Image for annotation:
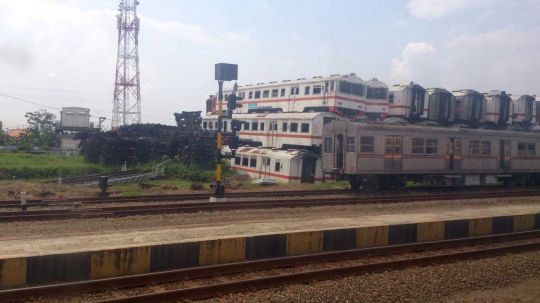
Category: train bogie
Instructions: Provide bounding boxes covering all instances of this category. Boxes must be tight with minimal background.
[509,95,536,126]
[388,82,426,121]
[422,88,455,124]
[322,121,540,189]
[452,89,486,127]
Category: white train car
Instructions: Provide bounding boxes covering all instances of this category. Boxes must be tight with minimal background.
[387,82,426,121]
[421,88,456,125]
[509,95,536,126]
[211,73,368,117]
[202,112,339,153]
[364,78,390,120]
[484,90,512,127]
[452,89,486,127]
[223,146,329,184]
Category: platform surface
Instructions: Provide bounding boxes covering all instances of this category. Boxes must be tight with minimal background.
[2,204,540,259]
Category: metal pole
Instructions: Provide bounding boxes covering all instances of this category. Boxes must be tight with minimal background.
[214,80,225,198]
[21,192,26,211]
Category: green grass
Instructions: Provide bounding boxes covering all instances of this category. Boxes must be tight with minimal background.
[0,153,114,180]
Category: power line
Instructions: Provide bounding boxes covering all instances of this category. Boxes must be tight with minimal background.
[0,85,111,96]
[0,93,62,110]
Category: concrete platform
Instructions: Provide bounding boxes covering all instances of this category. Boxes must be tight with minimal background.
[1,204,540,288]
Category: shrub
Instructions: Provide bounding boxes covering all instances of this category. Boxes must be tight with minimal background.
[190,182,205,190]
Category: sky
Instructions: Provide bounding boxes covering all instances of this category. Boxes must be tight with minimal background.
[0,0,539,130]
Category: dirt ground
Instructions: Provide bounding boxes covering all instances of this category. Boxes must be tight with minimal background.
[444,277,540,303]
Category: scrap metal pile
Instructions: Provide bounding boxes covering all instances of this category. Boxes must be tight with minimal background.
[77,112,217,166]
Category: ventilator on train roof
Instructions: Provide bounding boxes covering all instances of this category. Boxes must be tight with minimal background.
[422,88,455,125]
[483,90,512,127]
[452,89,486,127]
[509,94,536,126]
[388,82,426,121]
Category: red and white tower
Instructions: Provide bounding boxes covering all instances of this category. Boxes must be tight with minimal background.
[112,0,141,128]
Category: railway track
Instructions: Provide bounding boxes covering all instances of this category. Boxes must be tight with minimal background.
[0,190,538,222]
[2,230,539,303]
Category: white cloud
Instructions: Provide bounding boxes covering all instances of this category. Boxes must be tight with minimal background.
[46,72,57,80]
[390,42,437,83]
[407,0,494,20]
[441,27,540,95]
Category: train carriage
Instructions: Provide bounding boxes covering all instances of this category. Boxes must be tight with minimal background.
[202,112,339,153]
[484,90,512,127]
[509,95,536,126]
[452,89,486,127]
[364,78,390,120]
[208,73,369,117]
[421,88,456,125]
[387,82,426,121]
[223,146,328,184]
[322,120,540,190]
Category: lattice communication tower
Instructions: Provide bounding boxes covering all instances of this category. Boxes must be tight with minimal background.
[112,0,141,128]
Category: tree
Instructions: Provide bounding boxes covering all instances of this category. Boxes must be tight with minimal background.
[20,109,57,149]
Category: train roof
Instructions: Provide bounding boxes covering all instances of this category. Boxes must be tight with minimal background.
[509,94,536,101]
[329,121,540,139]
[203,112,339,120]
[222,146,312,160]
[426,88,452,95]
[365,78,388,88]
[223,73,364,92]
[451,89,485,98]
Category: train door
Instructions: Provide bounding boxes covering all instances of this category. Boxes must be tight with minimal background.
[384,136,403,170]
[499,140,511,169]
[301,155,317,183]
[334,134,344,169]
[289,86,300,112]
[447,138,461,170]
[267,120,277,147]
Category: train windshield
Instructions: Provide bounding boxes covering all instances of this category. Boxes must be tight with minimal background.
[367,87,388,99]
[339,81,365,97]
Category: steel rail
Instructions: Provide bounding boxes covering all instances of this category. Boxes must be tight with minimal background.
[0,189,349,207]
[2,230,539,303]
[0,190,538,222]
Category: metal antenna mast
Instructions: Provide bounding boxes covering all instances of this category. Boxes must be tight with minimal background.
[112,0,141,128]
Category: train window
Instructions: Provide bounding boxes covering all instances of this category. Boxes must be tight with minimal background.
[395,138,402,155]
[291,87,299,95]
[252,122,258,131]
[301,123,310,133]
[412,138,424,154]
[242,157,249,166]
[271,89,278,98]
[481,141,491,156]
[280,88,286,97]
[209,122,213,129]
[339,81,365,97]
[324,138,332,153]
[260,122,265,131]
[275,160,281,172]
[360,137,374,153]
[385,138,393,155]
[367,87,388,99]
[305,86,311,95]
[346,137,355,152]
[234,157,241,165]
[254,91,261,99]
[283,123,288,132]
[518,143,526,156]
[263,90,269,98]
[203,122,208,129]
[330,81,335,91]
[313,86,322,95]
[224,121,228,132]
[470,141,480,155]
[426,139,437,155]
[248,92,253,99]
[250,158,257,168]
[527,143,536,157]
[265,157,270,166]
[290,123,298,132]
[389,92,395,104]
[244,122,250,131]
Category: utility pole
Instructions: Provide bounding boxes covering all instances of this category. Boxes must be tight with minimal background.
[211,63,239,202]
[112,0,142,129]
